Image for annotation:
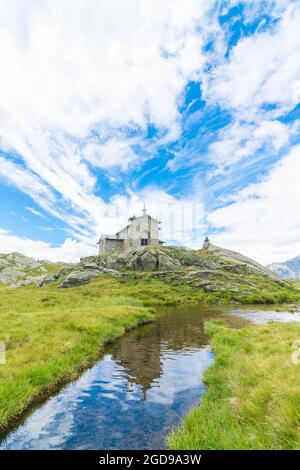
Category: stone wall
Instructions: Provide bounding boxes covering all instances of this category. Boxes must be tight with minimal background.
[100,214,161,254]
[99,238,124,254]
[118,215,159,246]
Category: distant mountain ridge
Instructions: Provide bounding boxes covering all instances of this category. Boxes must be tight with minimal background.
[268,255,300,279]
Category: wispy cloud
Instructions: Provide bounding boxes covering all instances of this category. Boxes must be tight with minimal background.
[208,144,300,264]
[0,0,216,250]
[25,207,47,219]
[0,1,299,263]
[0,228,95,262]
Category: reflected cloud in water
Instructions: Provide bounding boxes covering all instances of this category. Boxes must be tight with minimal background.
[0,306,219,450]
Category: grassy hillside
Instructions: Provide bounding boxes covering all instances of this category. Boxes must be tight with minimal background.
[1,247,300,304]
[50,271,300,305]
[0,284,153,431]
[169,320,300,450]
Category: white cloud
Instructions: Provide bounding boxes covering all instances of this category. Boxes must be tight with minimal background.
[208,144,300,264]
[0,0,216,248]
[204,3,300,116]
[200,3,300,264]
[1,0,299,265]
[25,207,47,218]
[108,188,205,248]
[207,119,293,172]
[0,155,102,240]
[167,3,300,176]
[0,156,57,215]
[82,139,139,171]
[0,185,205,262]
[0,228,95,263]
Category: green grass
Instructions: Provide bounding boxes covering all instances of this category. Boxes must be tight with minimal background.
[168,320,300,449]
[0,268,299,437]
[0,284,154,431]
[110,270,300,306]
[65,272,300,306]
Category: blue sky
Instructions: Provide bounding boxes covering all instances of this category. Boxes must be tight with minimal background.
[0,0,300,263]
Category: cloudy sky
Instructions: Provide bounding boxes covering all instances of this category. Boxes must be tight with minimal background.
[0,0,299,263]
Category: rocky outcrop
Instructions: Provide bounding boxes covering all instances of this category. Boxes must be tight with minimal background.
[0,267,24,284]
[158,252,181,270]
[59,267,120,288]
[0,246,286,295]
[79,248,182,272]
[11,276,47,288]
[205,244,278,278]
[0,252,56,286]
[0,252,42,270]
[38,274,61,287]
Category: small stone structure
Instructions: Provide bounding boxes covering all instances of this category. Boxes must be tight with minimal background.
[97,206,164,254]
[203,236,210,249]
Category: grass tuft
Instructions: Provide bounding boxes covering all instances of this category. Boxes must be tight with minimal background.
[0,284,153,431]
[168,321,300,450]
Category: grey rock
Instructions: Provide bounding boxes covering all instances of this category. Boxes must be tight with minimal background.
[11,276,46,288]
[158,253,181,270]
[6,252,39,269]
[0,258,11,267]
[0,252,62,286]
[106,256,118,269]
[114,252,131,267]
[0,243,287,292]
[38,274,61,287]
[80,256,107,269]
[138,251,158,271]
[0,267,24,284]
[223,263,248,273]
[178,251,213,268]
[59,270,101,288]
[206,244,277,278]
[59,267,120,288]
[203,283,217,292]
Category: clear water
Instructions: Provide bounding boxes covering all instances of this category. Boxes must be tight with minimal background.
[0,306,224,450]
[231,308,300,324]
[1,304,294,450]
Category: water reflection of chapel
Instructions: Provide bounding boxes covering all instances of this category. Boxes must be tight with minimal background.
[107,307,210,396]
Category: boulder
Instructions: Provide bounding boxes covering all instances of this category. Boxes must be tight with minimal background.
[11,276,46,288]
[116,251,132,267]
[178,251,206,267]
[106,256,119,270]
[59,267,120,288]
[38,274,61,287]
[59,270,100,288]
[80,256,106,269]
[157,252,181,270]
[138,251,158,271]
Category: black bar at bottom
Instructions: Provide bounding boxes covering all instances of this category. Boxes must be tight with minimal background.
[0,449,296,467]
